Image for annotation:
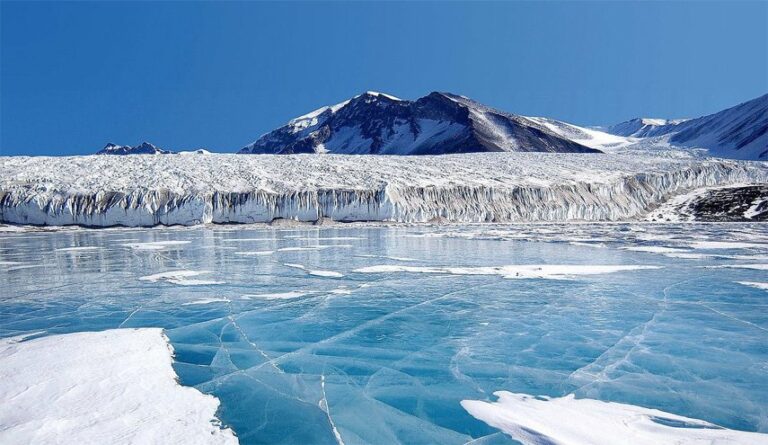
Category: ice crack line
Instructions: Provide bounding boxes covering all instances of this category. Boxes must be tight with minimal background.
[249,281,499,373]
[320,374,345,445]
[695,302,768,333]
[227,314,284,373]
[568,276,696,391]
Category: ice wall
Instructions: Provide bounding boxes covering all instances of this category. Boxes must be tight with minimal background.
[1,154,766,227]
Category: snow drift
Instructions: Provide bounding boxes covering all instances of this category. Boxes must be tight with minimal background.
[1,153,766,227]
[461,391,768,445]
[0,329,237,444]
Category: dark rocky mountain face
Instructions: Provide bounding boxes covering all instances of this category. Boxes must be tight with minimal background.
[96,142,173,155]
[647,185,768,222]
[239,91,600,155]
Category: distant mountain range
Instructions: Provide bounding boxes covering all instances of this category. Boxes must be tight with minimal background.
[96,142,211,156]
[95,92,767,160]
[606,93,768,160]
[97,142,173,155]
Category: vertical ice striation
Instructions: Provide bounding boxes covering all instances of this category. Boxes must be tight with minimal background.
[1,153,766,226]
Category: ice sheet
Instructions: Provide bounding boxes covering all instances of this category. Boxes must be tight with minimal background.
[1,223,767,444]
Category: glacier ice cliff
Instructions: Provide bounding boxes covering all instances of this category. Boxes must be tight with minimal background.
[1,153,766,227]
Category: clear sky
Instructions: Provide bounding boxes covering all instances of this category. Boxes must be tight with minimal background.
[1,1,766,156]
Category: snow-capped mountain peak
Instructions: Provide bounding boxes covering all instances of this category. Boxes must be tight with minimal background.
[239,91,601,155]
[362,91,402,101]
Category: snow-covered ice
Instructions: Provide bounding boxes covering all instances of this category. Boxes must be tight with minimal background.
[462,392,768,445]
[353,264,661,280]
[0,329,237,444]
[122,240,191,250]
[738,282,768,291]
[139,270,224,286]
[285,263,344,278]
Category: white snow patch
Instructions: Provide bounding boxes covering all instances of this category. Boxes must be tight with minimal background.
[54,246,102,252]
[139,270,224,286]
[221,238,280,242]
[738,281,768,291]
[183,297,231,306]
[461,391,767,445]
[705,264,768,271]
[278,245,352,252]
[0,329,238,444]
[122,240,191,250]
[242,291,309,300]
[689,241,768,250]
[234,250,275,256]
[623,246,690,254]
[353,264,661,280]
[284,263,344,278]
[745,197,767,219]
[355,254,418,262]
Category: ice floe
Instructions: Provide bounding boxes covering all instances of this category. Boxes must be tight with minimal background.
[0,329,237,444]
[461,391,768,445]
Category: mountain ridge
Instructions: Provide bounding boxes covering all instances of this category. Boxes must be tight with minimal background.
[238,91,602,155]
[606,94,768,160]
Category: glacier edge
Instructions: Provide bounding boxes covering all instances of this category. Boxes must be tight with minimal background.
[1,154,766,227]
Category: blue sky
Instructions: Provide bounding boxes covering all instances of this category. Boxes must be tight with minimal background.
[1,1,766,156]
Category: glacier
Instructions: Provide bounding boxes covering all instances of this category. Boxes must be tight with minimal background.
[1,152,766,227]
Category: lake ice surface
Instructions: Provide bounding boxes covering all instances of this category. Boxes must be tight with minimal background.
[1,223,767,444]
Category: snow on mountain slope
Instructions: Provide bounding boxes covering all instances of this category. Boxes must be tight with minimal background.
[607,94,768,160]
[239,92,601,155]
[523,116,633,150]
[1,153,765,226]
[608,118,688,138]
[96,142,173,155]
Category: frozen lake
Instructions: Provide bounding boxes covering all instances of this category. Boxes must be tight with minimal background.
[1,223,767,444]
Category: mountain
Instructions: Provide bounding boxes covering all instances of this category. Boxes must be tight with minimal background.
[239,91,601,155]
[607,94,768,160]
[607,118,688,138]
[96,142,173,155]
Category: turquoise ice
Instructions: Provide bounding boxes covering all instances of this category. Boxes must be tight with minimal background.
[1,224,766,444]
